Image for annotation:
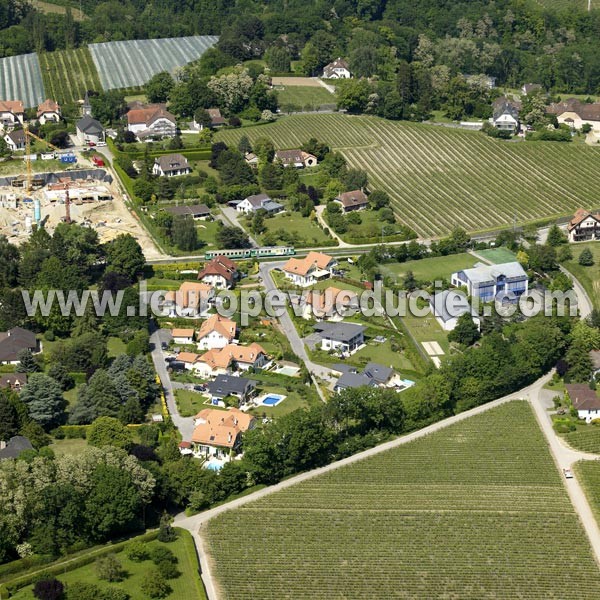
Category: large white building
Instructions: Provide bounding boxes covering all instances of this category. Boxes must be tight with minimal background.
[430,290,481,332]
[451,262,528,302]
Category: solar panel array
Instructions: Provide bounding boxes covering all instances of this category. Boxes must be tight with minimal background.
[89,36,219,90]
[0,53,45,108]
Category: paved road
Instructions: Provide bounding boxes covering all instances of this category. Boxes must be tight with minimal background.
[149,322,195,441]
[561,264,594,319]
[314,205,349,247]
[219,205,260,247]
[175,371,556,600]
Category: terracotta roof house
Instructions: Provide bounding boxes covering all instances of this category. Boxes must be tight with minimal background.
[334,189,369,212]
[4,128,26,152]
[195,347,234,378]
[274,149,318,168]
[76,115,105,145]
[0,373,27,391]
[0,327,39,364]
[195,343,267,378]
[322,58,351,79]
[190,407,256,461]
[198,255,238,289]
[547,98,600,133]
[282,251,337,287]
[197,314,237,350]
[164,204,211,220]
[567,208,600,242]
[566,384,600,423]
[171,328,195,345]
[152,153,191,177]
[0,100,25,129]
[0,436,33,461]
[235,192,284,215]
[208,108,226,127]
[127,105,177,140]
[176,351,201,370]
[164,281,214,317]
[37,99,61,124]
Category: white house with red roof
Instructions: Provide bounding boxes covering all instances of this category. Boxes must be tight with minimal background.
[197,314,237,350]
[568,209,600,243]
[282,251,337,287]
[127,104,177,140]
[0,100,24,130]
[198,255,238,289]
[37,99,61,124]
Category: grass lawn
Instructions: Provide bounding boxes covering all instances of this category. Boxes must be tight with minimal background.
[63,383,83,408]
[258,210,335,248]
[145,277,183,292]
[174,389,205,418]
[400,310,450,355]
[107,337,127,358]
[49,437,87,457]
[476,247,518,264]
[333,209,405,244]
[206,401,600,599]
[562,242,600,309]
[380,253,479,284]
[274,85,336,109]
[195,219,222,249]
[0,159,69,176]
[11,529,206,600]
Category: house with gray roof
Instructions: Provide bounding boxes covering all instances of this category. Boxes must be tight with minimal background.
[4,128,26,152]
[451,261,528,303]
[333,362,403,392]
[314,322,366,355]
[207,375,257,404]
[566,384,600,423]
[0,436,33,461]
[76,115,105,145]
[274,149,317,168]
[235,192,284,215]
[152,154,191,177]
[430,290,481,332]
[0,327,39,364]
[165,204,211,220]
[492,98,520,132]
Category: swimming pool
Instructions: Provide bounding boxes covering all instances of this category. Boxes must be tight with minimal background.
[261,393,286,407]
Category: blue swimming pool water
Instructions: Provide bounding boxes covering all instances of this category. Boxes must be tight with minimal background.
[262,394,284,406]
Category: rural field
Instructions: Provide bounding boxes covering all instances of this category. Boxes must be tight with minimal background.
[380,252,478,283]
[38,47,102,105]
[0,53,45,108]
[215,114,600,237]
[533,0,599,9]
[205,401,600,599]
[274,85,335,110]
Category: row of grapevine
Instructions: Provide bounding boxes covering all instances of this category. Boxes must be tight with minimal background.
[0,53,45,108]
[205,402,600,599]
[216,114,600,237]
[89,36,218,90]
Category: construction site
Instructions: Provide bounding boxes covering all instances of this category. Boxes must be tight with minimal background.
[0,128,162,258]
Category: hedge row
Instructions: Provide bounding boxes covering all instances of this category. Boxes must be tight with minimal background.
[53,425,89,439]
[1,531,159,594]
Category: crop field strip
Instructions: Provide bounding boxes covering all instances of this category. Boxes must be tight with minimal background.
[89,36,219,90]
[0,53,45,108]
[216,114,600,237]
[205,401,600,599]
[38,47,102,105]
[565,428,600,454]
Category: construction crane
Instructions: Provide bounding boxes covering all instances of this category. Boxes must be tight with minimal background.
[23,124,73,224]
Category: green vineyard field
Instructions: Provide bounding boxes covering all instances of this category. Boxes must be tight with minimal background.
[205,401,600,599]
[216,114,600,237]
[38,47,102,105]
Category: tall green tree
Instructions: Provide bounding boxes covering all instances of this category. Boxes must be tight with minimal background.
[105,234,145,281]
[20,373,65,429]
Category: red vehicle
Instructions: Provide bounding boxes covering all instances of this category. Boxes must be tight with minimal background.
[87,141,96,147]
[91,155,105,167]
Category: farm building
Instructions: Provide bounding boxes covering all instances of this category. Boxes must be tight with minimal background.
[37,99,61,124]
[451,262,528,302]
[322,58,351,79]
[282,251,337,287]
[274,149,317,168]
[567,209,600,242]
[566,384,600,423]
[547,98,600,133]
[430,290,481,332]
[236,192,284,215]
[76,115,105,145]
[0,100,24,129]
[334,189,369,212]
[153,154,191,177]
[127,104,177,140]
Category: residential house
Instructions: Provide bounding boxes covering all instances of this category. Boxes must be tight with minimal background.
[566,384,600,423]
[0,373,27,391]
[282,251,337,287]
[189,407,256,461]
[547,98,600,134]
[0,327,39,364]
[197,314,237,350]
[334,370,376,392]
[235,192,284,215]
[297,286,358,321]
[244,152,259,168]
[567,209,600,242]
[208,108,226,127]
[0,100,24,129]
[430,290,481,332]
[0,436,33,461]
[164,281,214,317]
[195,348,233,379]
[176,351,201,371]
[76,115,105,145]
[196,343,268,378]
[37,99,61,124]
[451,261,528,302]
[152,154,191,177]
[314,322,366,355]
[521,83,542,96]
[198,255,238,289]
[165,204,211,220]
[171,328,195,345]
[274,149,318,168]
[334,190,369,212]
[332,362,406,392]
[127,105,177,140]
[363,363,403,387]
[492,98,520,132]
[206,375,257,404]
[322,58,351,79]
[4,129,26,152]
